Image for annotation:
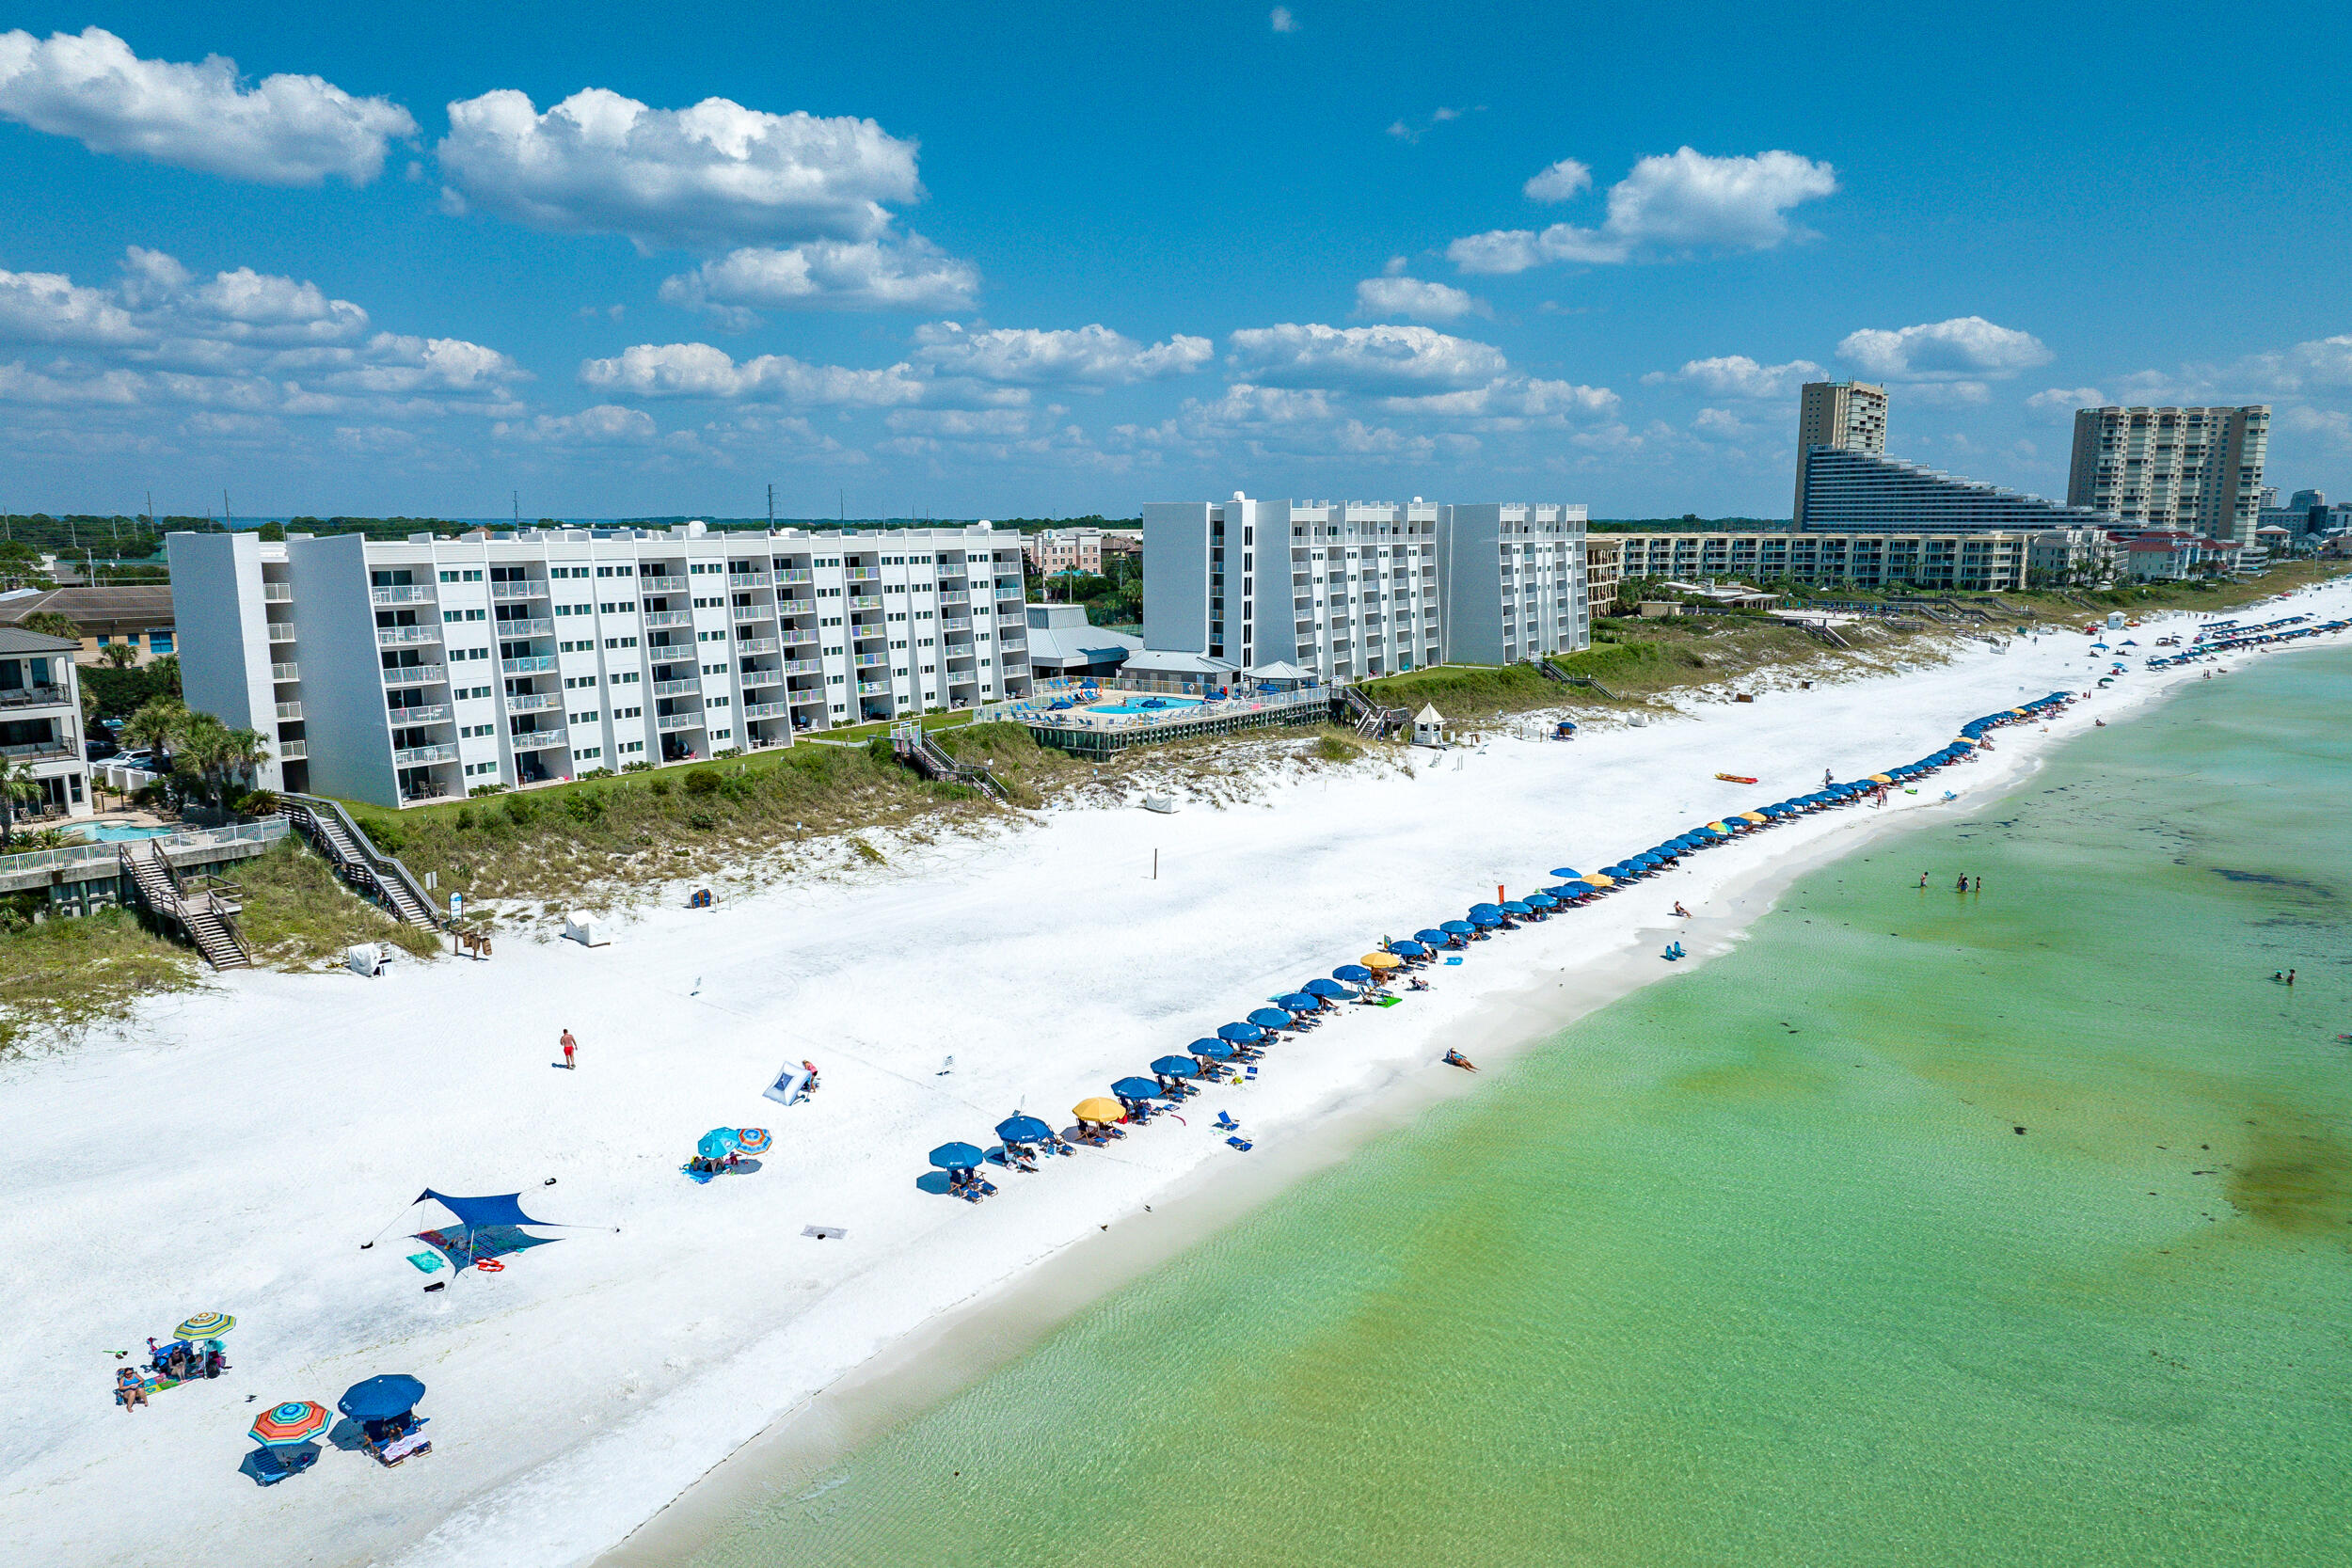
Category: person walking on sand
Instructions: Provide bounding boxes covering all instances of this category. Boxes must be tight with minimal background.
[561,1029,577,1070]
[1917,872,1929,889]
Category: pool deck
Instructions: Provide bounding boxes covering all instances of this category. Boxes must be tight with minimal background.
[1000,684,1340,759]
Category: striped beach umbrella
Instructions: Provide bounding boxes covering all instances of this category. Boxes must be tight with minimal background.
[733,1127,773,1155]
[249,1400,331,1447]
[175,1312,235,1340]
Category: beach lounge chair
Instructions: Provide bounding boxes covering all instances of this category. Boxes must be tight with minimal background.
[1215,1110,1242,1131]
[246,1446,319,1486]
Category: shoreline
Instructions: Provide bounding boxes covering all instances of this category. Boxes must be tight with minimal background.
[596,762,2040,1563]
[7,585,2344,1568]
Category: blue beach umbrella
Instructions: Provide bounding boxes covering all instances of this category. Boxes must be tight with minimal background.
[1248,1007,1293,1029]
[337,1375,425,1422]
[1522,895,1556,911]
[995,1114,1055,1143]
[1218,1021,1265,1043]
[1469,902,1503,918]
[1190,1037,1234,1061]
[930,1142,985,1171]
[696,1127,740,1161]
[1550,867,1581,879]
[1470,911,1502,927]
[1150,1056,1198,1078]
[1438,920,1473,938]
[1412,928,1447,945]
[1391,940,1429,955]
[1503,900,1534,916]
[1304,977,1352,997]
[1332,964,1375,982]
[1277,992,1322,1012]
[1112,1076,1162,1101]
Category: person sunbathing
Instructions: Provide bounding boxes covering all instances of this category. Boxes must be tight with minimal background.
[1408,975,1430,991]
[116,1368,148,1411]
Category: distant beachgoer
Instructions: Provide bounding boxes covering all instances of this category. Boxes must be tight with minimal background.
[1916,873,1929,888]
[1673,901,1691,918]
[1823,768,1835,788]
[117,1368,147,1410]
[2273,972,2285,983]
[1973,877,1982,893]
[802,1059,820,1092]
[2286,969,2296,987]
[561,1030,578,1069]
[1956,875,1969,893]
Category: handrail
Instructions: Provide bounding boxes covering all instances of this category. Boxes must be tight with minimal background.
[278,791,447,930]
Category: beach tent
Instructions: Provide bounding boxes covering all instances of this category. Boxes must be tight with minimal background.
[405,1189,571,1273]
[763,1060,814,1107]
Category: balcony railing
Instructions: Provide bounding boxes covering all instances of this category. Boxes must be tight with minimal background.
[854,653,888,668]
[850,594,882,610]
[503,693,559,713]
[856,680,890,696]
[370,584,435,605]
[382,664,446,686]
[276,701,303,721]
[0,684,69,709]
[732,605,771,622]
[726,571,771,587]
[267,623,296,643]
[392,743,457,766]
[278,739,309,760]
[492,617,553,637]
[0,738,75,762]
[846,567,878,581]
[639,575,688,593]
[652,677,702,697]
[263,583,294,603]
[937,591,969,605]
[655,712,702,732]
[491,580,547,601]
[500,656,556,675]
[742,701,792,720]
[939,616,973,631]
[781,657,824,674]
[644,610,691,628]
[389,704,451,724]
[736,637,780,655]
[775,568,813,584]
[375,625,442,647]
[270,662,300,682]
[739,669,782,689]
[508,732,567,752]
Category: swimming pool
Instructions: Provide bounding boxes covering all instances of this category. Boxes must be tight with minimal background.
[72,823,179,842]
[1088,696,1203,716]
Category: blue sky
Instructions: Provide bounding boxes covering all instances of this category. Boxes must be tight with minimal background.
[2,1,2347,520]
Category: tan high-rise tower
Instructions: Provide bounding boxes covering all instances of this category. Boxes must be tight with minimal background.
[2066,405,2269,545]
[1793,382,1887,526]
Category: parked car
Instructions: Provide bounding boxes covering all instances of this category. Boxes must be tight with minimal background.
[86,733,119,761]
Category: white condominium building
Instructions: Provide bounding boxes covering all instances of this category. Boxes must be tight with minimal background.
[1792,380,1887,526]
[0,626,91,820]
[1436,503,1589,665]
[169,522,1030,808]
[2067,405,2269,545]
[1140,495,1587,682]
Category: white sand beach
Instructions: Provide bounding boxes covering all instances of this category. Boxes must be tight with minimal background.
[6,584,2347,1568]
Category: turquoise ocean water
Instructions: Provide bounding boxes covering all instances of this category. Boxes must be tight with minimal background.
[682,651,2352,1568]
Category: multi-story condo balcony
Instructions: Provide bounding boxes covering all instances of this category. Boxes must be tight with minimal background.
[936,590,969,606]
[855,680,890,696]
[270,662,300,682]
[382,664,446,687]
[262,582,294,603]
[491,580,548,601]
[375,625,441,647]
[493,617,553,637]
[736,637,781,654]
[278,739,309,760]
[732,605,770,622]
[371,584,434,605]
[393,743,458,766]
[655,712,702,732]
[940,615,973,631]
[727,570,772,587]
[389,703,450,724]
[853,652,888,668]
[509,731,567,752]
[652,678,701,697]
[781,657,824,674]
[0,682,70,710]
[267,622,297,643]
[775,568,813,584]
[644,610,692,629]
[849,594,883,610]
[0,734,79,762]
[636,574,687,594]
[846,567,879,581]
[501,655,556,675]
[739,669,782,689]
[503,693,559,713]
[741,701,791,720]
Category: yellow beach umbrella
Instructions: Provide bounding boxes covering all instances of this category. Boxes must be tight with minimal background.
[2010,707,2028,716]
[1707,821,1729,833]
[1739,811,1768,824]
[1361,951,1404,969]
[1951,736,1976,747]
[1585,873,1615,887]
[1867,772,1893,784]
[1072,1097,1127,1124]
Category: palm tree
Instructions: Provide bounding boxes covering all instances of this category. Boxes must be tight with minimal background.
[174,716,269,807]
[0,757,44,846]
[119,696,187,764]
[100,641,139,669]
[19,610,80,642]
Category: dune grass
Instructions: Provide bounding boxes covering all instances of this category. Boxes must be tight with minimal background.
[231,838,441,964]
[0,905,201,1057]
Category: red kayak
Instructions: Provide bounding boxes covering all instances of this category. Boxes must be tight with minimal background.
[1714,772,1758,784]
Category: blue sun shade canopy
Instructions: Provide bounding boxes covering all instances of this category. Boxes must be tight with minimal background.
[1413,928,1447,944]
[1470,911,1502,927]
[1391,940,1429,955]
[930,1142,985,1170]
[1439,921,1474,935]
[418,1189,553,1229]
[1523,895,1556,910]
[1277,992,1322,1010]
[1550,867,1581,879]
[1503,900,1534,915]
[1469,902,1503,917]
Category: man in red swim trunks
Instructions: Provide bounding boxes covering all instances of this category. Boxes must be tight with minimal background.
[561,1029,577,1069]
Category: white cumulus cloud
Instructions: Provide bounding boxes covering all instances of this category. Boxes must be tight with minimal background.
[1379,375,1618,426]
[577,341,932,405]
[1837,316,2051,379]
[1645,354,1827,399]
[659,238,978,322]
[1354,274,1486,323]
[0,26,415,185]
[437,87,924,250]
[495,404,660,446]
[910,322,1212,385]
[2026,386,2106,413]
[1450,148,1837,273]
[1522,158,1591,203]
[1270,8,1301,33]
[1226,322,1506,395]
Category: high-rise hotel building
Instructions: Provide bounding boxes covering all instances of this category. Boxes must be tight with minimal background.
[1140,495,1587,681]
[1792,381,1887,526]
[2067,405,2269,544]
[169,522,1031,808]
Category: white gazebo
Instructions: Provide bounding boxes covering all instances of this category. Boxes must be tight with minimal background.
[1412,704,1446,746]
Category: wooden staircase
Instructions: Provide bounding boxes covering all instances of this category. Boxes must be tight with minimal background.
[1339,686,1408,739]
[120,839,250,970]
[889,723,1009,802]
[278,795,443,930]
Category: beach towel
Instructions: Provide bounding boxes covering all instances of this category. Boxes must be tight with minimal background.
[405,1251,446,1275]
[1376,994,1402,1007]
[412,1225,559,1270]
[1444,957,1464,966]
[681,1165,715,1184]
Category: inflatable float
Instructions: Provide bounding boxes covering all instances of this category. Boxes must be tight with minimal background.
[1713,772,1759,784]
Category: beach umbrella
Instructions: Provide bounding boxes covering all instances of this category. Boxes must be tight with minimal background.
[250,1400,331,1447]
[930,1142,986,1170]
[1584,873,1616,888]
[1392,939,1431,954]
[1218,1021,1266,1043]
[1072,1097,1127,1124]
[1248,1007,1294,1028]
[995,1114,1055,1143]
[696,1127,741,1161]
[1191,1037,1235,1060]
[1361,951,1404,969]
[1522,895,1556,911]
[1113,1076,1162,1101]
[1277,992,1322,1012]
[1470,911,1502,927]
[733,1127,773,1155]
[1545,883,1588,899]
[1333,964,1375,982]
[1740,812,1768,824]
[1708,820,1730,832]
[1866,773,1892,784]
[1501,902,1534,917]
[1150,1056,1198,1079]
[337,1375,425,1422]
[1549,867,1582,879]
[1412,928,1448,945]
[1469,902,1504,918]
[1304,977,1352,997]
[174,1312,234,1341]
